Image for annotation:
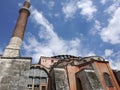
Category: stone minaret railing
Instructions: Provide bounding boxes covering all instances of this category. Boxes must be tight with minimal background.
[3,0,30,57]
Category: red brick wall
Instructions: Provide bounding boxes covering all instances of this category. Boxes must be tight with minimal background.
[93,61,120,90]
[40,57,58,68]
[66,64,92,90]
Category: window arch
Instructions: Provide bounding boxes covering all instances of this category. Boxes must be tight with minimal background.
[29,67,34,76]
[28,66,48,90]
[103,72,113,87]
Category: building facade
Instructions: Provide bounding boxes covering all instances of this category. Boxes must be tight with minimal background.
[28,55,120,90]
[0,0,120,90]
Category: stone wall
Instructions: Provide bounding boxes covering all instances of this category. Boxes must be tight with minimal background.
[113,70,120,86]
[76,69,103,90]
[0,57,31,90]
[51,68,69,90]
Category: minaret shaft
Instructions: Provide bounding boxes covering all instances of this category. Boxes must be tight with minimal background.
[3,1,30,57]
[12,9,29,39]
[12,1,30,39]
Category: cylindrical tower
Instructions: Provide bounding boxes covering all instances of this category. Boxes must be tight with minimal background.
[3,0,30,57]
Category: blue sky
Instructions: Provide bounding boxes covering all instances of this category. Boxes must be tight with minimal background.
[0,0,120,69]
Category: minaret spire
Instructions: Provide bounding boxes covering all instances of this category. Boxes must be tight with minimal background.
[3,0,30,57]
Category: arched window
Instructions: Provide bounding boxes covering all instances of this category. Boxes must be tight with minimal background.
[103,72,113,87]
[28,66,48,90]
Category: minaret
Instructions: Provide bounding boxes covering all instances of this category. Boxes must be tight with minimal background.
[3,0,30,57]
[0,1,31,89]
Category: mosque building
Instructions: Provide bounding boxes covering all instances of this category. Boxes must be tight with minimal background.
[0,0,120,90]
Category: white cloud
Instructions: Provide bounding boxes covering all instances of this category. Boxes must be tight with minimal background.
[100,0,107,5]
[105,51,120,70]
[23,7,97,63]
[62,0,97,20]
[104,0,120,14]
[48,1,55,10]
[94,20,101,30]
[89,20,101,35]
[104,49,113,57]
[22,6,120,70]
[105,5,116,14]
[100,7,120,44]
[23,8,120,69]
[87,52,96,56]
[62,0,78,18]
[24,7,82,63]
[109,59,120,70]
[77,0,97,20]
